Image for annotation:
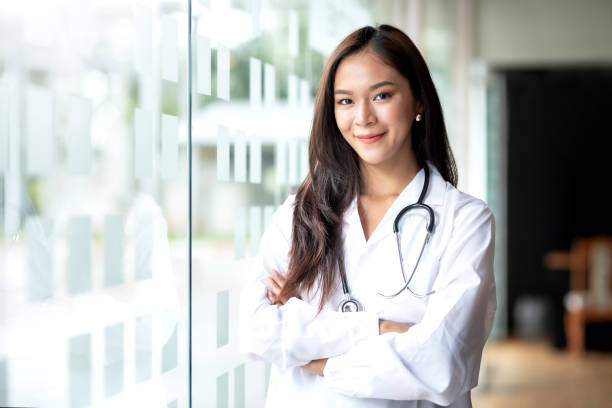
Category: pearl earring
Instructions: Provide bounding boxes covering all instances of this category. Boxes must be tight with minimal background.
[416,113,422,122]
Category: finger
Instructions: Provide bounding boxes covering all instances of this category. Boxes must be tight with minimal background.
[264,277,282,295]
[266,289,277,304]
[263,277,277,291]
[268,272,285,291]
[267,275,283,290]
[270,269,286,284]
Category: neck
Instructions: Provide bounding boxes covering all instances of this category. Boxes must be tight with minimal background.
[359,154,421,197]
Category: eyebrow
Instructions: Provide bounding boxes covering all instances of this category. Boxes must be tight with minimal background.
[334,80,395,95]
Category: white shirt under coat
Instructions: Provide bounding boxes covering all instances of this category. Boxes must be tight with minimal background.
[239,163,497,407]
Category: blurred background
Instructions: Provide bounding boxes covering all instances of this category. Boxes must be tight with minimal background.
[1,0,611,407]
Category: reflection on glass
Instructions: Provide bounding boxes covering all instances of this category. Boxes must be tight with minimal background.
[216,371,228,408]
[67,216,92,294]
[216,45,230,101]
[234,130,247,183]
[234,363,246,408]
[249,206,262,257]
[249,57,262,108]
[275,141,287,186]
[104,214,124,287]
[26,216,53,301]
[288,74,298,109]
[26,86,54,176]
[135,314,152,384]
[217,290,230,348]
[66,95,92,175]
[264,206,276,232]
[1,1,189,405]
[216,124,231,182]
[104,322,124,398]
[134,5,153,76]
[0,358,8,406]
[234,208,246,259]
[162,16,179,83]
[161,114,179,179]
[249,137,262,183]
[264,63,275,108]
[197,35,212,95]
[0,83,8,173]
[134,108,154,180]
[288,10,299,57]
[69,333,91,408]
[288,139,299,186]
[134,211,153,281]
[162,313,178,373]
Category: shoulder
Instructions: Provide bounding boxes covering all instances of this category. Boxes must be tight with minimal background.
[437,180,494,234]
[428,163,493,226]
[435,183,495,279]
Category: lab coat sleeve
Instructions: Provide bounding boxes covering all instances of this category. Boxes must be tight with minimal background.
[323,200,497,405]
[239,198,380,369]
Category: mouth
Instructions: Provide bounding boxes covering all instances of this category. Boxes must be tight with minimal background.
[355,132,385,144]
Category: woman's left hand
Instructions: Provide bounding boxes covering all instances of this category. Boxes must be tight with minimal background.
[264,269,289,306]
[300,358,328,376]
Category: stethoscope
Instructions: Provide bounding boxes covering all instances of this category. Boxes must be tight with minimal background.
[338,165,436,313]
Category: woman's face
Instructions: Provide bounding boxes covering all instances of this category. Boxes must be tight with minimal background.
[333,50,421,169]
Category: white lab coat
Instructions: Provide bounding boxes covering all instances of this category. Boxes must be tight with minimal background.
[239,163,496,407]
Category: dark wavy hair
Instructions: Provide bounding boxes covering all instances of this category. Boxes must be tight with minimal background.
[278,24,457,310]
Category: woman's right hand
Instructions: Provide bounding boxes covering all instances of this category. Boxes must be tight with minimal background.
[378,319,411,334]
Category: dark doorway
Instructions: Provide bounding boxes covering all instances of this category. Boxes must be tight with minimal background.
[504,68,612,348]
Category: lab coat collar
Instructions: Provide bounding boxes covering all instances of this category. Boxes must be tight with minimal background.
[344,161,446,237]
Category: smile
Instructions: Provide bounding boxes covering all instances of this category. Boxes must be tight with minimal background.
[356,132,385,144]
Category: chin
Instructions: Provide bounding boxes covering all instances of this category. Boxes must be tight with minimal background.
[357,154,391,167]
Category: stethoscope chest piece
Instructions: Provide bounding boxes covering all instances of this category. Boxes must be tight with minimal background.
[338,297,363,313]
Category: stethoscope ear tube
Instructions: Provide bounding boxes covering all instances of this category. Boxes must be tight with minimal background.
[393,165,435,233]
[393,203,435,234]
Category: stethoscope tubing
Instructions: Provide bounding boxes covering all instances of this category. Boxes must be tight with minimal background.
[377,230,434,299]
[339,165,436,311]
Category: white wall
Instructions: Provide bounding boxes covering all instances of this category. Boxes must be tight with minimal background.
[477,0,612,64]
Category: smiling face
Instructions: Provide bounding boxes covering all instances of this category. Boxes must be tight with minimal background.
[333,50,421,170]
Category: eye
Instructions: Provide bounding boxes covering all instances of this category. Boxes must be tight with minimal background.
[374,92,392,101]
[337,98,353,105]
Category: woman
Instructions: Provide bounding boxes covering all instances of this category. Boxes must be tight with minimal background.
[239,24,496,407]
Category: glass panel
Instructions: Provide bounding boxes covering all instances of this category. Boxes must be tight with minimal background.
[0,0,189,406]
[1,1,404,406]
[190,1,388,406]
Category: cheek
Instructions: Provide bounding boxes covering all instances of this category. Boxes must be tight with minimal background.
[381,104,412,135]
[334,109,352,133]
[381,103,404,122]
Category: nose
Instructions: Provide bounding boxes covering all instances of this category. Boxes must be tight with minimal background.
[355,100,376,127]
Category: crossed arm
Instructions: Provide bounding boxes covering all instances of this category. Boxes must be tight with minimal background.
[263,269,411,375]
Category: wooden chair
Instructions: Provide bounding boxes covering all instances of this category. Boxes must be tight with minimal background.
[543,235,612,356]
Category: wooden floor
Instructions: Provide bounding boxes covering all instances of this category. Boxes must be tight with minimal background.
[472,340,612,407]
